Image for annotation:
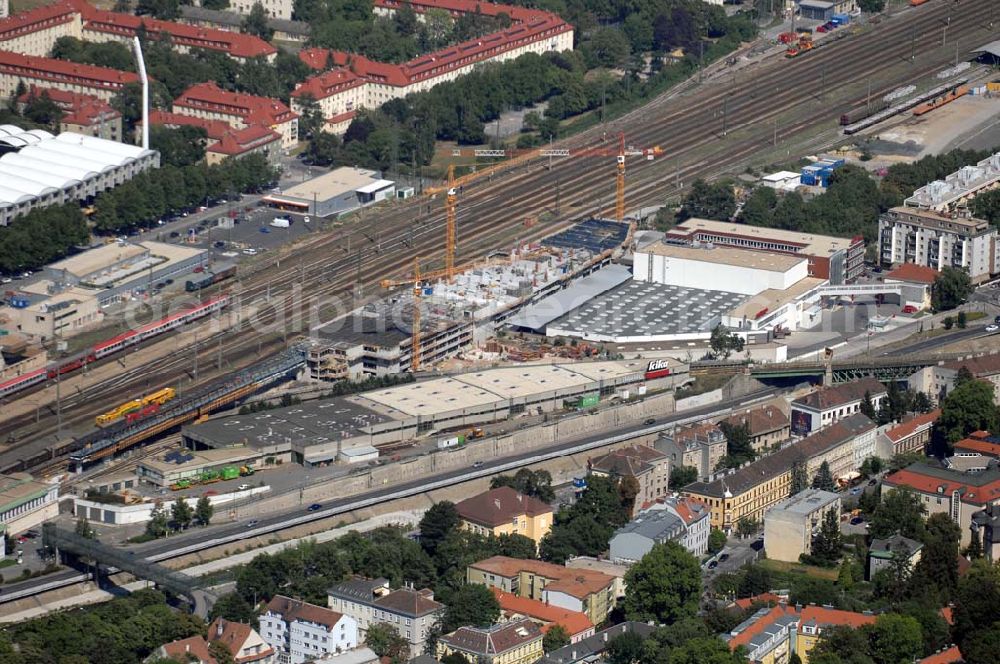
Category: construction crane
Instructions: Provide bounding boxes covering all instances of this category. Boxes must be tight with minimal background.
[445,164,457,282]
[379,254,510,289]
[425,133,663,222]
[410,256,421,373]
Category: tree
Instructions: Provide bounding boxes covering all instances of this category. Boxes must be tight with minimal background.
[365,623,410,663]
[808,509,842,566]
[242,2,274,40]
[195,496,214,526]
[718,421,755,466]
[209,592,255,622]
[670,465,698,489]
[296,93,324,140]
[22,90,63,129]
[209,640,236,664]
[736,516,759,539]
[957,311,968,329]
[932,267,973,311]
[710,324,744,360]
[870,487,926,541]
[943,316,954,330]
[622,541,701,624]
[911,512,960,600]
[932,378,998,456]
[75,517,95,540]
[811,461,837,492]
[490,469,555,502]
[737,564,773,599]
[953,560,1000,648]
[868,614,923,664]
[147,501,169,538]
[540,474,629,563]
[171,498,193,530]
[618,475,641,517]
[150,125,206,168]
[837,559,855,591]
[679,179,736,222]
[605,631,645,664]
[441,584,500,632]
[708,528,727,554]
[961,623,1000,664]
[964,527,983,560]
[859,456,883,479]
[860,390,877,421]
[419,501,460,556]
[543,625,570,653]
[790,459,808,497]
[859,0,886,12]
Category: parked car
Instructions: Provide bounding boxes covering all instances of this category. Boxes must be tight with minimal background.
[817,24,828,32]
[902,305,918,314]
[718,553,729,562]
[708,560,719,569]
[850,516,864,525]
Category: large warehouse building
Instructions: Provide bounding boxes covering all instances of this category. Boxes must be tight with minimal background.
[183,358,688,465]
[0,126,159,225]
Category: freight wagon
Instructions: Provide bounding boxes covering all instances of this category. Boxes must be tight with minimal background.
[186,264,237,292]
[840,99,890,126]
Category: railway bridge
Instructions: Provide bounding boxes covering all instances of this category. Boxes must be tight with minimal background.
[41,524,217,618]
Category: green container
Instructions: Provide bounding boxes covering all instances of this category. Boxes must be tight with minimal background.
[578,393,600,409]
[221,466,239,480]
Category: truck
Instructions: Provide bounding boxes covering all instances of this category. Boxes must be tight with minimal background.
[270,217,291,228]
[185,264,237,292]
[466,427,485,439]
[240,465,255,476]
[221,466,240,481]
[437,435,466,449]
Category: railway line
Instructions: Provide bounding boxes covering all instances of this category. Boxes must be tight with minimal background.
[0,0,993,473]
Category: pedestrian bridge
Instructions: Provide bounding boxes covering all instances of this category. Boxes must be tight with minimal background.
[817,283,904,298]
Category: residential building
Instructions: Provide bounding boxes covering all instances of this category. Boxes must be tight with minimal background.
[971,503,1000,563]
[563,557,629,598]
[664,218,865,283]
[795,606,875,663]
[683,414,875,533]
[148,636,217,664]
[917,646,965,664]
[436,619,543,664]
[883,263,937,311]
[139,110,281,165]
[0,1,82,57]
[908,354,1000,405]
[0,50,138,102]
[0,472,58,535]
[876,409,940,458]
[260,595,358,664]
[172,82,299,149]
[588,445,670,513]
[883,463,1000,547]
[904,150,1000,212]
[178,6,310,43]
[491,588,594,643]
[454,487,554,547]
[466,556,616,626]
[724,604,800,664]
[878,206,998,283]
[207,618,275,664]
[655,422,726,483]
[608,497,711,562]
[20,87,122,141]
[790,377,886,435]
[867,534,924,580]
[539,623,655,664]
[723,404,791,454]
[763,489,841,563]
[326,577,444,655]
[954,432,1000,464]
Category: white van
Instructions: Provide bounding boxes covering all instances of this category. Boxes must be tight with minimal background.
[242,248,258,256]
[270,217,290,228]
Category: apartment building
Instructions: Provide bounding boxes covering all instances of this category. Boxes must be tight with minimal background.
[491,588,594,643]
[724,604,875,664]
[655,422,726,483]
[0,1,81,56]
[454,487,554,547]
[876,409,940,458]
[260,596,358,664]
[763,489,841,563]
[17,85,121,140]
[0,50,138,101]
[609,496,711,562]
[883,463,1000,547]
[723,404,791,454]
[954,431,1000,460]
[879,206,998,283]
[437,619,543,664]
[908,354,1000,405]
[588,445,669,514]
[326,577,444,655]
[683,414,875,533]
[791,377,886,436]
[172,82,298,149]
[466,556,616,626]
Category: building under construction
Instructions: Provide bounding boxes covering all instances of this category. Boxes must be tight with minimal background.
[307,219,628,380]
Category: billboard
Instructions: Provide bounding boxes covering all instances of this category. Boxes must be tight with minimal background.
[791,408,813,436]
[645,359,672,380]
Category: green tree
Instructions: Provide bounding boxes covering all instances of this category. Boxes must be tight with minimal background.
[21,90,63,129]
[490,469,556,502]
[953,560,1000,647]
[679,179,736,222]
[859,456,883,479]
[670,465,698,489]
[150,125,206,168]
[737,564,772,599]
[808,509,842,566]
[932,378,998,456]
[242,2,274,40]
[710,324,744,360]
[870,487,927,541]
[75,517,95,540]
[736,516,759,539]
[209,591,255,622]
[790,459,808,497]
[419,501,460,556]
[859,0,886,11]
[837,559,855,591]
[605,631,644,664]
[811,461,837,492]
[296,93,324,140]
[539,474,629,563]
[868,614,923,664]
[718,420,755,467]
[911,512,960,601]
[543,624,570,653]
[171,498,193,531]
[932,267,973,311]
[209,640,236,664]
[708,528,727,554]
[860,391,877,421]
[365,623,410,663]
[441,584,500,632]
[146,501,169,538]
[622,541,701,624]
[202,0,230,8]
[195,496,214,526]
[957,311,968,329]
[961,622,1000,664]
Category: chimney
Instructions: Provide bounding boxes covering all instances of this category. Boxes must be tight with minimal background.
[571,651,576,660]
[495,499,501,510]
[217,620,225,637]
[602,633,608,642]
[185,645,190,653]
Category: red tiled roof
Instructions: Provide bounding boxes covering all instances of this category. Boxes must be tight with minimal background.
[162,636,217,664]
[70,0,276,59]
[455,486,552,528]
[939,607,953,625]
[469,556,614,599]
[266,595,346,631]
[940,353,1000,376]
[491,588,593,638]
[793,378,887,411]
[174,82,297,126]
[953,435,1000,459]
[207,125,280,156]
[724,405,789,436]
[883,466,1000,507]
[732,592,784,610]
[0,49,139,89]
[727,605,798,650]
[142,109,233,139]
[0,1,78,41]
[885,263,939,285]
[798,606,875,631]
[885,409,941,442]
[207,618,274,664]
[669,497,710,526]
[291,67,365,100]
[439,618,542,656]
[326,110,357,125]
[17,85,119,125]
[919,645,964,664]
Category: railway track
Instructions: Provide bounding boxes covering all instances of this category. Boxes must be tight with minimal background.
[0,1,993,472]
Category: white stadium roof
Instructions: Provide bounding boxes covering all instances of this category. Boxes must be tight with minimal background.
[0,163,81,191]
[0,173,57,197]
[19,141,118,174]
[0,153,99,183]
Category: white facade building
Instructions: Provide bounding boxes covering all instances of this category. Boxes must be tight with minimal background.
[261,596,359,664]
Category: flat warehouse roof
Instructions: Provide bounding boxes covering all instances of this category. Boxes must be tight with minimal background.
[641,242,806,272]
[671,218,858,257]
[360,377,505,417]
[506,264,632,332]
[281,166,381,201]
[49,243,146,278]
[140,240,206,264]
